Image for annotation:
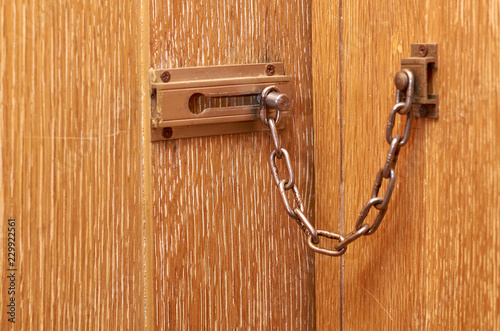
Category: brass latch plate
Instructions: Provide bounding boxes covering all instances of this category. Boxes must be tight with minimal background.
[150,63,292,141]
[401,43,438,118]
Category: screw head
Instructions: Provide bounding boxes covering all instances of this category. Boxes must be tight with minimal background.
[160,71,171,83]
[394,71,409,90]
[419,105,428,117]
[162,127,173,139]
[418,44,428,57]
[265,64,275,76]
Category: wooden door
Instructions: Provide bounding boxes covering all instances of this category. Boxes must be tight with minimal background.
[1,0,149,329]
[3,0,498,329]
[313,0,499,329]
[147,0,316,329]
[1,0,317,329]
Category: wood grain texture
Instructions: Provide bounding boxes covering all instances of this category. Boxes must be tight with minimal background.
[314,0,500,329]
[341,2,428,328]
[139,0,155,329]
[0,0,146,329]
[149,0,315,329]
[311,0,342,329]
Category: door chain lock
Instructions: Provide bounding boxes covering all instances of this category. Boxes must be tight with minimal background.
[261,44,438,257]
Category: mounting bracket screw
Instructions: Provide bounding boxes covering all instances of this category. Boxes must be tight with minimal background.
[418,44,428,57]
[419,105,428,117]
[160,71,171,83]
[266,64,275,76]
[162,127,173,139]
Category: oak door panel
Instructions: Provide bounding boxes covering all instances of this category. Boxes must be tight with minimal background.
[0,0,146,329]
[312,0,342,328]
[313,0,500,329]
[149,0,316,329]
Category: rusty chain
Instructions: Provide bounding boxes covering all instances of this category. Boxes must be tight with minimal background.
[260,69,415,257]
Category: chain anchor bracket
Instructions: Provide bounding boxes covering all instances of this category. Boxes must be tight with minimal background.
[399,43,438,118]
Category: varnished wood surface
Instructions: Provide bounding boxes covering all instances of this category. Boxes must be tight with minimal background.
[311,0,342,329]
[313,0,500,329]
[340,1,428,328]
[140,0,155,329]
[149,0,316,329]
[0,1,146,329]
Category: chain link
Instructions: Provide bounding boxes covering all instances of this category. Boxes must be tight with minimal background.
[270,148,294,189]
[261,70,416,257]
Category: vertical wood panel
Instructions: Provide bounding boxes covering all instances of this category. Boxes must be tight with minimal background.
[311,0,342,329]
[0,0,146,329]
[149,0,315,329]
[313,0,500,329]
[341,1,427,328]
[421,1,500,328]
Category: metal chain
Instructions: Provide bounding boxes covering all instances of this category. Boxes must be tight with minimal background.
[260,69,415,257]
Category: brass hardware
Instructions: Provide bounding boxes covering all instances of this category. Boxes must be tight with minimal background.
[265,91,290,111]
[400,43,438,118]
[265,63,431,257]
[394,71,409,91]
[150,63,292,141]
